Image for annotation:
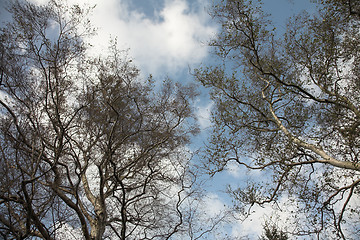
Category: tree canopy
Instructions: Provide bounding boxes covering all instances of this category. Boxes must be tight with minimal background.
[196,0,360,238]
[0,1,219,239]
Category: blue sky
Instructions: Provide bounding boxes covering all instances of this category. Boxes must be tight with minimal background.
[0,0,318,238]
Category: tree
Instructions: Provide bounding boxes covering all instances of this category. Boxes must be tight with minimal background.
[0,0,206,239]
[195,0,360,239]
[316,0,360,18]
[259,221,288,240]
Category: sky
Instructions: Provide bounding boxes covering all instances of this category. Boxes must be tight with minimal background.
[0,0,317,238]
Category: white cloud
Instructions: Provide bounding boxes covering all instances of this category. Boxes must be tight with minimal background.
[118,0,215,75]
[225,161,242,178]
[195,100,213,129]
[200,193,228,218]
[28,0,49,4]
[48,0,216,76]
[26,0,216,75]
[230,195,300,239]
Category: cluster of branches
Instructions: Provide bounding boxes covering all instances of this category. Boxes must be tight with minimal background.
[0,1,228,239]
[196,0,360,239]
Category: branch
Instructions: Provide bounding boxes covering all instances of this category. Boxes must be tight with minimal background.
[267,100,360,171]
[337,178,359,239]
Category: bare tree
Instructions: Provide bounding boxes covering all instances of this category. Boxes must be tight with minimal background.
[195,0,360,239]
[0,1,207,239]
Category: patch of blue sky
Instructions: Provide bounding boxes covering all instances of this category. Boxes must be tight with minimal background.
[264,0,316,28]
[124,0,165,21]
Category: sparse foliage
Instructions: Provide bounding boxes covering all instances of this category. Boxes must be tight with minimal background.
[196,0,360,238]
[259,222,288,240]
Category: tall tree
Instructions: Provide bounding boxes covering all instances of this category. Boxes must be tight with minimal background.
[0,1,206,239]
[195,0,360,239]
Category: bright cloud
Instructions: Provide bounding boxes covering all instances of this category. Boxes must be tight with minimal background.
[29,0,217,76]
[201,193,228,218]
[97,0,216,75]
[195,100,213,129]
[225,161,243,178]
[230,194,301,239]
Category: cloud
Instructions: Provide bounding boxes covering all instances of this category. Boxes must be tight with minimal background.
[26,0,216,76]
[225,161,243,178]
[200,193,228,218]
[28,0,50,4]
[41,0,217,76]
[195,100,213,129]
[229,196,296,239]
[114,0,215,75]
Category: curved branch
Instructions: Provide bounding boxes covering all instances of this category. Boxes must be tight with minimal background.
[267,100,360,171]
